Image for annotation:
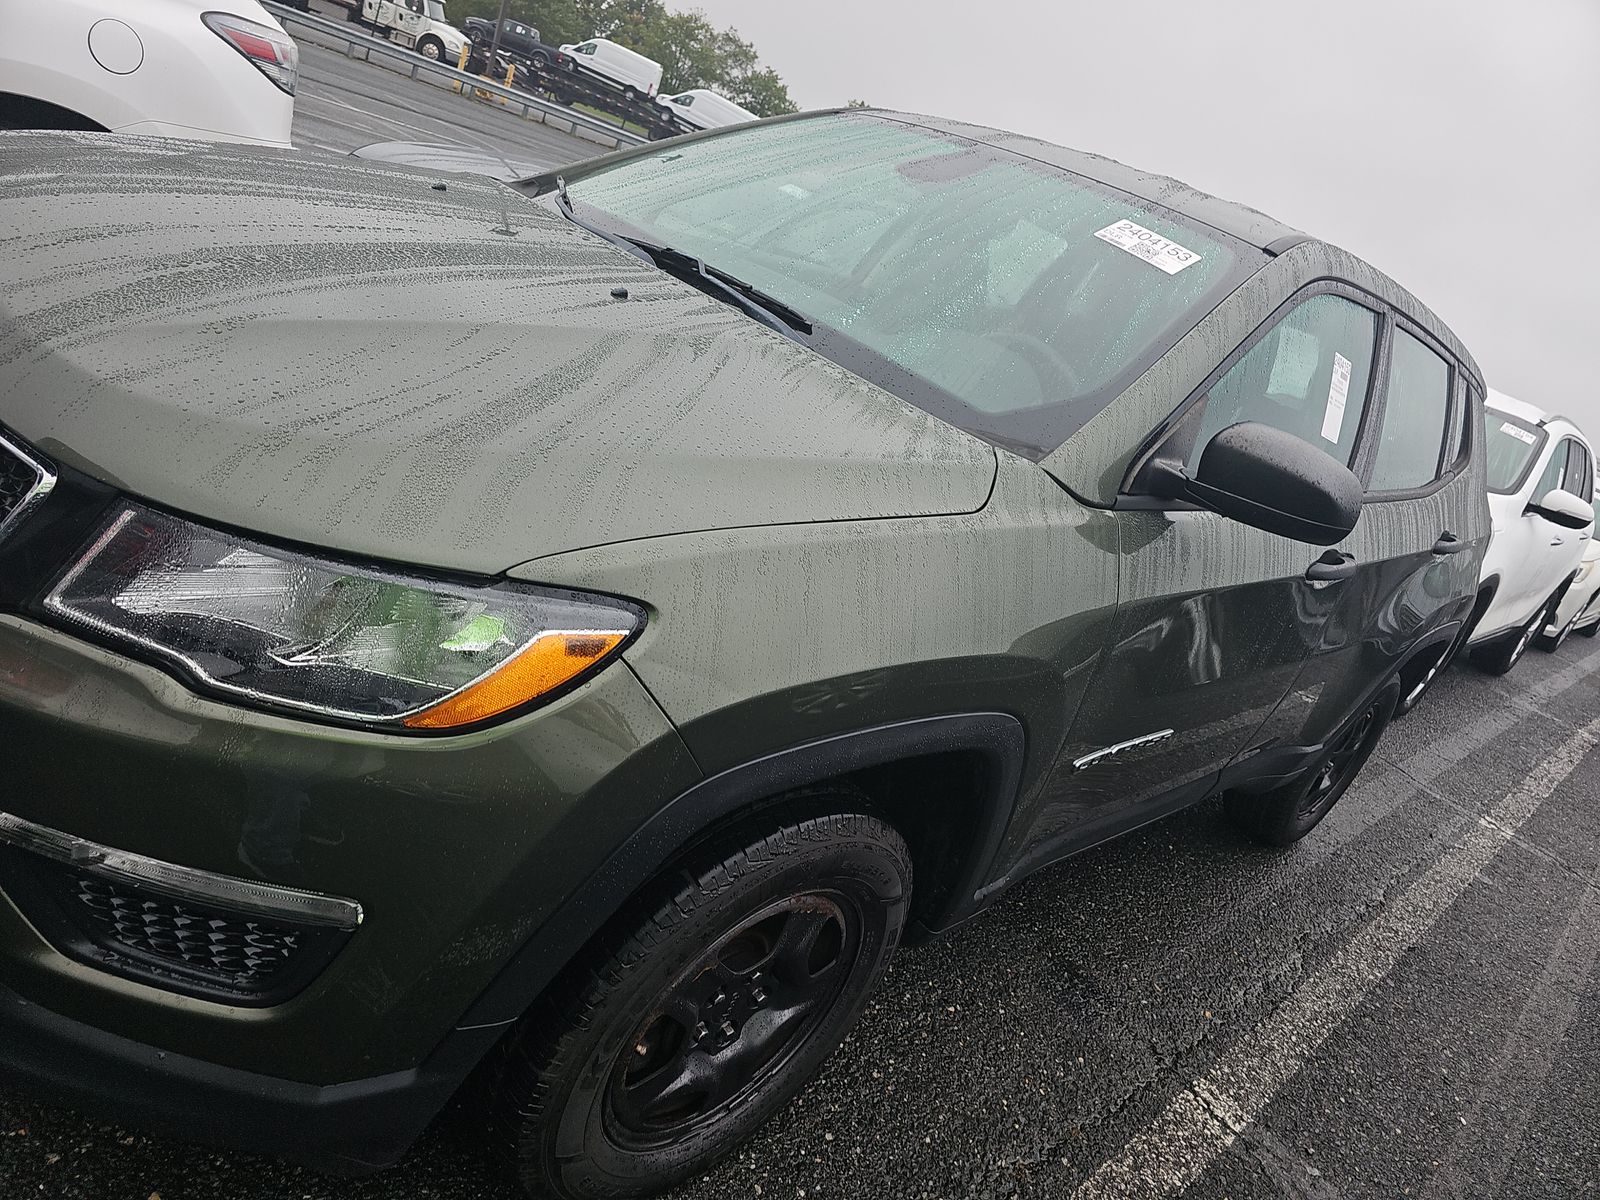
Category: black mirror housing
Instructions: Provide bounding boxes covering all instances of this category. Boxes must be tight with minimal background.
[1184,422,1363,545]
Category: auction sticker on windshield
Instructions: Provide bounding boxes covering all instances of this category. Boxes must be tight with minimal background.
[1094,219,1202,275]
[1501,421,1538,445]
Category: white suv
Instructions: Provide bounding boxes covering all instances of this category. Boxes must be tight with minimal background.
[1468,390,1597,674]
[0,0,296,147]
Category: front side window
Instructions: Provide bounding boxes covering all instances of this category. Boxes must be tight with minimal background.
[423,0,445,19]
[1563,440,1594,503]
[579,42,596,54]
[1482,409,1545,493]
[556,113,1257,457]
[1367,328,1450,492]
[1183,293,1377,472]
[675,94,694,105]
[1533,438,1570,502]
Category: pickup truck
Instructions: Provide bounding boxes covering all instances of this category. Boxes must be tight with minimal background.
[348,0,469,64]
[462,17,570,71]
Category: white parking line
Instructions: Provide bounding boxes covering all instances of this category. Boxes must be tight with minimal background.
[1417,858,1600,1199]
[1070,715,1600,1200]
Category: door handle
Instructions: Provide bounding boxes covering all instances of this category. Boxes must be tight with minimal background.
[1431,531,1467,555]
[1552,537,1566,546]
[1305,550,1357,582]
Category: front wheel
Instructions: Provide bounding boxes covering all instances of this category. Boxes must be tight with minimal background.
[498,808,911,1200]
[1226,682,1398,846]
[417,35,444,60]
[1473,603,1548,675]
[1539,590,1598,651]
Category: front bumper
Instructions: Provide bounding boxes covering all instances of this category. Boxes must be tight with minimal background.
[0,613,699,1093]
[0,979,492,1172]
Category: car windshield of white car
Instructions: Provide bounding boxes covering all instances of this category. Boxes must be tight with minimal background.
[1484,409,1546,493]
[559,112,1258,459]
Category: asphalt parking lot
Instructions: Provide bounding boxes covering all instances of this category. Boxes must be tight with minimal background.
[288,15,602,168]
[6,633,1600,1198]
[5,40,1600,1200]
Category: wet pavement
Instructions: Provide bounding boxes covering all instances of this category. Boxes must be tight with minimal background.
[6,633,1600,1198]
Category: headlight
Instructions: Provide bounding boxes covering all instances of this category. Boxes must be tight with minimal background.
[44,506,642,732]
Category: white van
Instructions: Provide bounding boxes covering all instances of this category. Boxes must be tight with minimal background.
[657,89,758,131]
[559,37,662,99]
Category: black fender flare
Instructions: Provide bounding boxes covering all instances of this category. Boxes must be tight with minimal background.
[456,712,1025,1028]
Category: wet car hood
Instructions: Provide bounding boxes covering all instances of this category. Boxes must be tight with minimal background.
[0,134,995,574]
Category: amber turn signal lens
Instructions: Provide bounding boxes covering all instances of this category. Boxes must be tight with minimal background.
[403,630,628,729]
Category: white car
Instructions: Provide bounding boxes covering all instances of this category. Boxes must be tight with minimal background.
[559,37,662,100]
[658,89,758,132]
[0,0,296,148]
[1540,467,1600,649]
[1467,389,1596,674]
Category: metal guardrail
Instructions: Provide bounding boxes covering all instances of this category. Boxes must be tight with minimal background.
[261,1,648,150]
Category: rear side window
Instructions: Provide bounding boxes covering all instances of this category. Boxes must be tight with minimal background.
[1185,293,1377,471]
[1367,329,1451,491]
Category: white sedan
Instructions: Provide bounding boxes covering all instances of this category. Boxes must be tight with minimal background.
[0,0,297,148]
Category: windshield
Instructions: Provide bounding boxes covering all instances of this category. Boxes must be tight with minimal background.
[1484,408,1545,492]
[424,0,446,20]
[558,113,1254,456]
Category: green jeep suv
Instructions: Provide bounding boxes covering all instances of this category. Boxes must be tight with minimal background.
[0,111,1487,1198]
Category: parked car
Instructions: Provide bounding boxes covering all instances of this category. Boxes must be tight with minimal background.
[657,88,758,132]
[559,36,662,99]
[0,111,1487,1200]
[1461,391,1595,674]
[463,16,570,70]
[352,0,468,64]
[0,0,296,146]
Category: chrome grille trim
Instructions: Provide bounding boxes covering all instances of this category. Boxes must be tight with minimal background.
[0,429,56,543]
[0,811,362,930]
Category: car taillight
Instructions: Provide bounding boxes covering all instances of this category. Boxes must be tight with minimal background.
[203,11,299,96]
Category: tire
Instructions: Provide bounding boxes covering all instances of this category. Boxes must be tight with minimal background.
[1226,681,1398,846]
[531,51,548,69]
[498,808,912,1200]
[1540,591,1598,651]
[1473,600,1553,675]
[623,86,638,102]
[1394,633,1464,718]
[418,35,444,61]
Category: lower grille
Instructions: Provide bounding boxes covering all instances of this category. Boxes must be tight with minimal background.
[0,429,55,543]
[0,814,360,1006]
[73,874,307,991]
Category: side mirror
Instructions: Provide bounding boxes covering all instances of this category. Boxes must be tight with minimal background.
[1152,421,1363,546]
[1528,488,1595,530]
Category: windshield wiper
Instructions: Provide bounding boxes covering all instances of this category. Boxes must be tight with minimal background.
[634,242,814,337]
[551,180,813,339]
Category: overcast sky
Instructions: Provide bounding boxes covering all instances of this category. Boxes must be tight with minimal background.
[692,0,1600,429]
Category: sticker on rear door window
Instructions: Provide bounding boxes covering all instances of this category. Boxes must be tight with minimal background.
[1500,421,1538,445]
[1320,352,1352,443]
[1093,219,1202,275]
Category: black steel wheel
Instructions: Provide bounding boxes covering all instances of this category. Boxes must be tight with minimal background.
[497,806,910,1200]
[1226,681,1398,846]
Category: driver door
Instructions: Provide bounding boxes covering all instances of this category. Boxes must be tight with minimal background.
[1030,288,1382,846]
